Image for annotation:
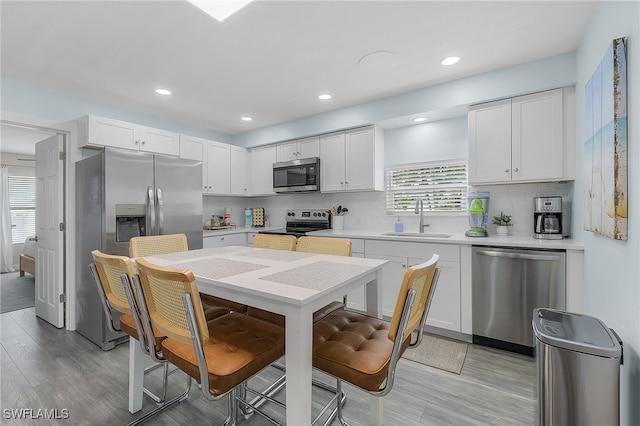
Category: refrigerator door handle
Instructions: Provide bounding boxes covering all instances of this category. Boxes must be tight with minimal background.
[156,187,164,234]
[147,186,156,235]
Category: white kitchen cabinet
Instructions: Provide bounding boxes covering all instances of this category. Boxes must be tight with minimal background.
[246,232,258,246]
[468,89,564,184]
[180,135,230,195]
[320,126,384,193]
[276,136,320,162]
[250,145,277,196]
[230,146,249,196]
[203,232,247,248]
[365,240,461,332]
[78,115,179,156]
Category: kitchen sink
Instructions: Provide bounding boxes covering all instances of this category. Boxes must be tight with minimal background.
[381,232,452,238]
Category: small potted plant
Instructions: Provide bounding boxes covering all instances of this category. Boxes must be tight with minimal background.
[492,212,512,236]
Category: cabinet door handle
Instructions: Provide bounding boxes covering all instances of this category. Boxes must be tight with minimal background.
[135,140,140,145]
[513,167,519,172]
[402,263,406,268]
[141,140,146,146]
[505,169,509,173]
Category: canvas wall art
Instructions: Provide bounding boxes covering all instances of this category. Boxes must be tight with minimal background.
[584,37,627,240]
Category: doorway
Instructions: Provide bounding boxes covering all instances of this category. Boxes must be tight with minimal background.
[0,121,66,327]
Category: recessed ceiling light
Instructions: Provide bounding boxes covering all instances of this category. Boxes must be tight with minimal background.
[413,117,427,123]
[441,56,460,66]
[318,94,332,100]
[155,88,172,96]
[241,116,253,122]
[188,0,253,22]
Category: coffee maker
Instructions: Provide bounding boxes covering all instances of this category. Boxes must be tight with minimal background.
[534,196,564,239]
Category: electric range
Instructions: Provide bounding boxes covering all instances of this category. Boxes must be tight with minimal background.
[260,209,331,238]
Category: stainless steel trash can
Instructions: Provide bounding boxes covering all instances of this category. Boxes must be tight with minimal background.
[533,308,622,426]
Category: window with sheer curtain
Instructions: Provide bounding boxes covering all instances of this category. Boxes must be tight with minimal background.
[386,160,468,214]
[8,176,36,244]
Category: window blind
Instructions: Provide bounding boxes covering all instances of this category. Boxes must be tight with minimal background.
[9,176,36,244]
[386,160,468,214]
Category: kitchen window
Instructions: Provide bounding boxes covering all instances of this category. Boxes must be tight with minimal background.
[386,160,468,214]
[9,175,36,244]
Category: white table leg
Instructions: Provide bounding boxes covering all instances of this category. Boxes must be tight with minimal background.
[129,336,144,413]
[370,396,384,426]
[365,269,383,319]
[285,306,313,425]
[366,269,384,425]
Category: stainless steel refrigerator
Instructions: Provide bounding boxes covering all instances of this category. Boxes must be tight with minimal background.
[75,147,203,350]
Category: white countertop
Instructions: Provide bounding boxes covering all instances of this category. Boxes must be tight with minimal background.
[203,226,275,238]
[203,227,584,251]
[307,229,584,251]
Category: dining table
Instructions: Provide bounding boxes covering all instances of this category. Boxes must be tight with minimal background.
[128,245,388,426]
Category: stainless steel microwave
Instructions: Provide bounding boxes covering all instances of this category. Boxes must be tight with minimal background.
[273,157,320,193]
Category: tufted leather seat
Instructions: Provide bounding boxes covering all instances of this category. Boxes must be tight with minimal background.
[313,309,412,391]
[162,312,285,396]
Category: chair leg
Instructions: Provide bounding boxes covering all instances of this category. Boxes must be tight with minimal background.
[141,361,171,405]
[221,388,238,426]
[335,379,350,426]
[127,375,192,426]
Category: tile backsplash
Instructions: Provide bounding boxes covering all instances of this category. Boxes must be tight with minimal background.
[203,181,574,237]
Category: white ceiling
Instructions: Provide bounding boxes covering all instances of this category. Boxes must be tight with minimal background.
[2,0,595,143]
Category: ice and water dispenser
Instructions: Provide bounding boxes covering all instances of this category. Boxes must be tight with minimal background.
[115,204,147,243]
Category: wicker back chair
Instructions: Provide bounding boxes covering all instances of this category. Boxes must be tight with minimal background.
[312,254,441,425]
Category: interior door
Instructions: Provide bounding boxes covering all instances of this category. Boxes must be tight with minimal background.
[35,134,64,328]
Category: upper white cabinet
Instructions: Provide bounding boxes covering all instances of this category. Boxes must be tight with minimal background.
[276,136,320,162]
[180,135,230,195]
[468,89,565,184]
[230,146,249,196]
[320,126,384,193]
[78,115,179,156]
[250,145,277,196]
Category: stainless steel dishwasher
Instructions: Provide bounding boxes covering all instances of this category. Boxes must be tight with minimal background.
[472,246,565,356]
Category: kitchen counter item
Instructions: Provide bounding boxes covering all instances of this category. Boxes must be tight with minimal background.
[244,208,252,228]
[533,308,622,425]
[465,191,490,237]
[252,207,265,227]
[472,246,566,355]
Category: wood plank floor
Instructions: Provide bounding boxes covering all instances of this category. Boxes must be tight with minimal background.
[0,308,536,425]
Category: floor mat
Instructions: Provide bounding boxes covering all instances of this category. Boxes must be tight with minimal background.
[402,334,468,374]
[1,271,35,313]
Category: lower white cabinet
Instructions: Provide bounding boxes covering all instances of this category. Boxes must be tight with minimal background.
[246,232,258,246]
[365,240,461,332]
[203,233,247,248]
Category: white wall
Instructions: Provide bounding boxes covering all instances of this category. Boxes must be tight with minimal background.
[1,78,231,143]
[575,2,639,425]
[232,52,576,147]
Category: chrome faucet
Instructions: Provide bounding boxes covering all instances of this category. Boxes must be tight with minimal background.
[414,199,427,233]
